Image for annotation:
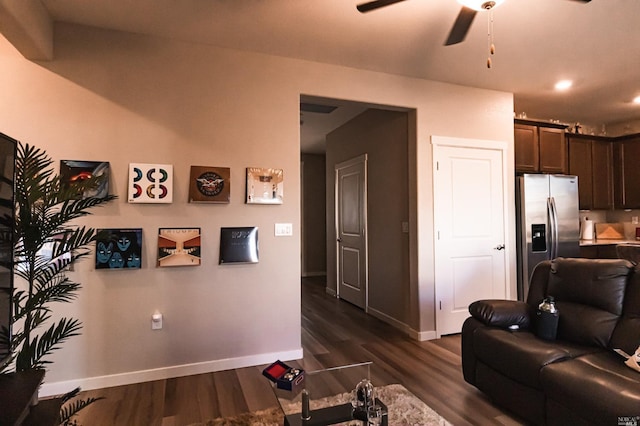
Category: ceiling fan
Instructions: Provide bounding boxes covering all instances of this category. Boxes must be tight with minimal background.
[356,0,592,46]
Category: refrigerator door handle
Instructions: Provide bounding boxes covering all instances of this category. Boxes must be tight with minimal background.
[548,196,559,259]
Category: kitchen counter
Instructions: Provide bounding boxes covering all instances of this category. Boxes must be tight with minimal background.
[580,239,640,246]
[580,239,640,260]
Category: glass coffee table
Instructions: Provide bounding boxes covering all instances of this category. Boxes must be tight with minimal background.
[270,362,388,426]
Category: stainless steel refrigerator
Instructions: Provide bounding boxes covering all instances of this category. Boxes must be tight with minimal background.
[516,174,580,300]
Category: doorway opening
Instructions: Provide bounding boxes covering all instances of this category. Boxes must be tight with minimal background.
[299,95,416,331]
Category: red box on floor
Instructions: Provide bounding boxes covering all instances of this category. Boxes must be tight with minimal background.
[262,360,305,391]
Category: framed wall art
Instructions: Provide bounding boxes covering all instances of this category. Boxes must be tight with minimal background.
[60,160,110,199]
[95,228,143,270]
[219,227,258,264]
[128,163,173,203]
[245,167,283,204]
[157,228,201,267]
[189,166,230,203]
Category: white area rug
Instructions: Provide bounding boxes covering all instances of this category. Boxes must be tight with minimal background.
[191,383,451,426]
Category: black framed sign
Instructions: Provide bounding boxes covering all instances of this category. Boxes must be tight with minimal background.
[219,227,258,264]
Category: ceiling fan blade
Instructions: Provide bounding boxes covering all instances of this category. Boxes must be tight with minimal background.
[444,6,478,46]
[357,0,407,13]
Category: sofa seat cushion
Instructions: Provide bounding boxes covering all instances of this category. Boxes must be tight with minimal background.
[473,328,599,389]
[541,352,640,424]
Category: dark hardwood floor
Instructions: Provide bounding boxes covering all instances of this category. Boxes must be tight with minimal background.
[72,276,524,425]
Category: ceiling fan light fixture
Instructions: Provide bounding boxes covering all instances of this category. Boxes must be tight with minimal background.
[457,0,505,11]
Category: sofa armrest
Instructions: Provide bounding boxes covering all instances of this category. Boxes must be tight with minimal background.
[469,299,532,329]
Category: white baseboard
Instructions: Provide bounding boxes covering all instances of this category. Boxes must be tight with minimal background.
[367,306,436,342]
[408,329,437,341]
[325,287,337,297]
[39,348,303,398]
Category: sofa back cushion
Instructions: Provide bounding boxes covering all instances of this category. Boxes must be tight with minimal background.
[610,266,640,355]
[544,258,632,348]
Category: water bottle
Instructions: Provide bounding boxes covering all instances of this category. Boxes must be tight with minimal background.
[535,296,559,340]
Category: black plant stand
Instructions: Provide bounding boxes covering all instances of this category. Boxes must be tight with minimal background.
[0,369,64,425]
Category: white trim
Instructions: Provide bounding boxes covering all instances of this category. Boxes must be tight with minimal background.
[431,135,508,150]
[367,306,436,341]
[367,306,407,332]
[409,329,437,342]
[39,348,303,397]
[301,159,306,274]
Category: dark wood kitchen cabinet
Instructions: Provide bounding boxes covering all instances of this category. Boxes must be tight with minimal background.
[592,139,614,209]
[580,244,618,259]
[614,136,640,209]
[515,119,567,174]
[568,134,613,210]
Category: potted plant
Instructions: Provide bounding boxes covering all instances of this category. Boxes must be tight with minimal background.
[0,142,116,424]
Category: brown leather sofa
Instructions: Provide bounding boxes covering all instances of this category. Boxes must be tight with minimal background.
[462,257,640,425]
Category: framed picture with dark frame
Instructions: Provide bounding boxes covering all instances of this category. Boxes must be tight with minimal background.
[188,166,230,203]
[219,227,258,264]
[60,160,110,199]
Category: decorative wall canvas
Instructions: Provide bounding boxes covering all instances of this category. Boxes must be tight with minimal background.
[188,166,230,203]
[246,167,283,204]
[128,163,173,203]
[157,228,201,267]
[95,228,143,270]
[219,227,259,264]
[60,160,110,199]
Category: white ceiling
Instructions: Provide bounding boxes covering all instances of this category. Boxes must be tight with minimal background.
[27,0,640,151]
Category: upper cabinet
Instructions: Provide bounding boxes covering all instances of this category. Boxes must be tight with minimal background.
[568,134,613,210]
[614,136,640,209]
[514,119,567,174]
[515,121,640,211]
[592,140,614,209]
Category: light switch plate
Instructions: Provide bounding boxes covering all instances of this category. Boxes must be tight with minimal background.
[275,223,293,236]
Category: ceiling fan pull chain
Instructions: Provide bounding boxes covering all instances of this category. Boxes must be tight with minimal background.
[487,7,495,68]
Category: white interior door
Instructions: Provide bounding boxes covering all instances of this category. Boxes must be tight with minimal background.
[335,154,368,309]
[433,137,508,336]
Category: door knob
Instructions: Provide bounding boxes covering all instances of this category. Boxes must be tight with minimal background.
[337,238,342,243]
[494,244,505,250]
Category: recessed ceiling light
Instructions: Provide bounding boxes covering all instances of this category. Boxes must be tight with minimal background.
[633,96,640,104]
[555,80,573,91]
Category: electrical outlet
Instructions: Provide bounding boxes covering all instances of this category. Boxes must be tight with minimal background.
[151,312,163,330]
[275,223,293,236]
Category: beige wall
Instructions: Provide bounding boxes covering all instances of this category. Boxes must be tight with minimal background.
[301,154,326,276]
[0,22,515,393]
[326,109,411,327]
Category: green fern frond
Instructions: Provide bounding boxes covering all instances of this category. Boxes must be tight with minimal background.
[59,395,105,425]
[15,318,82,371]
